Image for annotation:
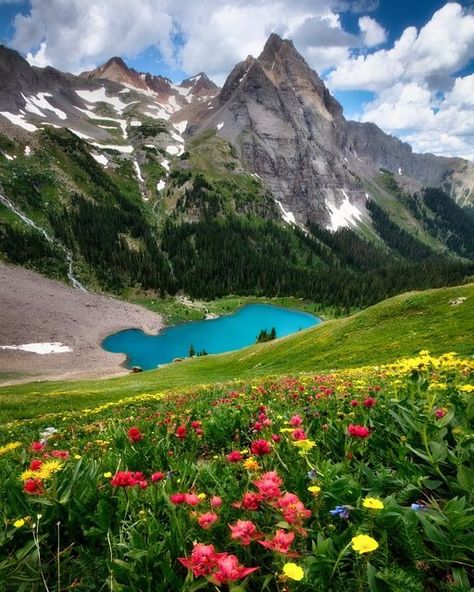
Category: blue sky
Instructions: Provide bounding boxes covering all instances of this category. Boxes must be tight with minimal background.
[1,1,474,159]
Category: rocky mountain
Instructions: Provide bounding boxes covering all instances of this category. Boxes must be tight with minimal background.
[192,33,474,228]
[0,36,473,309]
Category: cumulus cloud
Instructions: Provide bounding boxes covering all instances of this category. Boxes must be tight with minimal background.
[328,3,474,91]
[11,0,174,73]
[358,16,387,47]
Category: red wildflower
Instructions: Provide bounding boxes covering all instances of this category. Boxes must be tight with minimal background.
[226,450,243,463]
[128,427,142,443]
[31,441,44,452]
[184,493,201,506]
[254,471,282,500]
[289,415,303,427]
[363,397,377,408]
[24,478,44,495]
[347,424,370,438]
[111,471,147,488]
[29,459,43,471]
[250,439,272,456]
[259,529,297,555]
[350,400,359,407]
[151,471,165,482]
[271,434,281,442]
[175,425,187,440]
[435,408,447,419]
[252,421,263,431]
[291,428,307,441]
[229,520,260,545]
[211,495,223,508]
[212,555,258,584]
[276,493,311,526]
[191,420,202,429]
[51,450,69,459]
[179,543,224,577]
[170,493,186,504]
[197,512,218,529]
[234,492,263,511]
[262,418,272,427]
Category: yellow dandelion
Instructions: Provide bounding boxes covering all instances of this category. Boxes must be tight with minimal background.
[282,562,304,581]
[459,384,474,392]
[351,534,379,554]
[197,493,207,501]
[362,497,384,510]
[13,519,25,528]
[308,485,321,495]
[103,472,112,478]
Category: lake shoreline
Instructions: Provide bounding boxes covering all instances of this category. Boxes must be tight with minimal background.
[102,303,321,371]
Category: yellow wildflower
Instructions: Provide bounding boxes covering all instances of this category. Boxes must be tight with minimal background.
[74,454,82,460]
[459,384,474,392]
[282,562,304,581]
[292,439,316,454]
[20,470,37,482]
[351,534,379,554]
[197,493,207,500]
[103,472,112,478]
[362,497,384,510]
[243,457,260,471]
[0,442,21,456]
[13,519,25,528]
[37,460,63,480]
[308,485,321,495]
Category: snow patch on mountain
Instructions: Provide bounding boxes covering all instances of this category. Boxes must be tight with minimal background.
[92,153,108,166]
[0,111,38,132]
[0,342,72,354]
[275,200,297,225]
[157,180,166,191]
[325,190,363,231]
[75,87,133,114]
[23,92,67,120]
[91,142,134,153]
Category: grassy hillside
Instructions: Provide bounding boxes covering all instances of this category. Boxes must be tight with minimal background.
[0,283,472,423]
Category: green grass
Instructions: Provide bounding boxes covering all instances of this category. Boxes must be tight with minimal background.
[0,283,472,423]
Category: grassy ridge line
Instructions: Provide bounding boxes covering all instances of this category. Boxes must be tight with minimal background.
[0,282,472,422]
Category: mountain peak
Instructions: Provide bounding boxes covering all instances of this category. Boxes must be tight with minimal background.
[258,33,297,65]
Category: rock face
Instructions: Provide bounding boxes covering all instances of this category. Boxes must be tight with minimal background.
[194,33,474,226]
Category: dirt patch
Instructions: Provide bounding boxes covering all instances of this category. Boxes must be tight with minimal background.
[0,262,164,385]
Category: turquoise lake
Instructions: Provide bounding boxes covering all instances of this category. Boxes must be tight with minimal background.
[102,304,320,370]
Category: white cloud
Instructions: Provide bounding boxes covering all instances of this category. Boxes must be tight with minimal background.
[11,0,174,74]
[329,3,474,91]
[26,41,50,67]
[358,16,387,47]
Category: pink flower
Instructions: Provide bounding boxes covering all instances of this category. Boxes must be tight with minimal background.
[198,512,218,529]
[234,492,263,511]
[111,471,147,488]
[212,554,258,584]
[271,434,281,442]
[151,471,165,482]
[289,415,303,427]
[250,439,272,456]
[128,427,142,443]
[254,471,282,500]
[210,495,223,508]
[29,459,43,471]
[435,408,447,419]
[350,400,359,407]
[31,441,45,452]
[226,450,243,463]
[24,477,44,495]
[170,493,186,504]
[277,493,311,526]
[191,420,202,429]
[347,424,370,438]
[179,543,224,577]
[51,450,69,459]
[291,428,307,441]
[259,529,297,555]
[184,493,201,506]
[229,520,260,545]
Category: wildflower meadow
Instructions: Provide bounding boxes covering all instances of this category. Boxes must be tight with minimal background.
[0,352,473,591]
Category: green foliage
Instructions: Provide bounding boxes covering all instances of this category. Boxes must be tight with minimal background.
[0,353,472,590]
